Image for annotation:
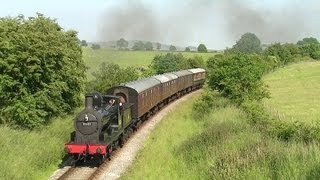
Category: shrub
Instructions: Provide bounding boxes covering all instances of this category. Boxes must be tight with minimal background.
[91,43,101,49]
[150,53,185,74]
[207,53,269,103]
[86,62,139,93]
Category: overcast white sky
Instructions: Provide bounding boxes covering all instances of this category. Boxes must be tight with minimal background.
[1,0,320,49]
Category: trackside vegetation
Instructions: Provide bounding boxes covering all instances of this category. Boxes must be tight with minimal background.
[123,90,320,179]
[124,33,320,179]
[0,112,75,179]
[0,14,86,129]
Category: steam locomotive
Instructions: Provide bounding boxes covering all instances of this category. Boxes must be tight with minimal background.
[65,68,206,162]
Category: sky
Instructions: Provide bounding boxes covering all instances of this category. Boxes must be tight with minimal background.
[1,0,320,49]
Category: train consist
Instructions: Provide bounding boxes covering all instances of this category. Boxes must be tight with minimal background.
[65,68,206,162]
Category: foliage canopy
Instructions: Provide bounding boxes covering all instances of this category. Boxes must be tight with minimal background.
[297,37,319,45]
[116,38,129,49]
[132,41,145,51]
[232,32,262,53]
[145,41,153,51]
[169,45,177,51]
[0,14,86,128]
[86,62,139,93]
[197,44,207,52]
[207,53,269,103]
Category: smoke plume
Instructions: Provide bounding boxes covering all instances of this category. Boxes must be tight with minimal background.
[98,0,320,49]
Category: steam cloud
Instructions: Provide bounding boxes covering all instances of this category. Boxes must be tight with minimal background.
[98,0,320,49]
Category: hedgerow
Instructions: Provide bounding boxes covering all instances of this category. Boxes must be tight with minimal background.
[206,36,320,142]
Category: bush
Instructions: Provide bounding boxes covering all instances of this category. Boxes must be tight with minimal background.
[299,44,320,60]
[192,90,230,119]
[150,53,185,74]
[91,43,101,50]
[207,53,269,103]
[0,14,85,129]
[184,55,206,69]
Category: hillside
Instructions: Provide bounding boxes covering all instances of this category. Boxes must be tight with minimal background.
[263,61,320,124]
[123,61,320,179]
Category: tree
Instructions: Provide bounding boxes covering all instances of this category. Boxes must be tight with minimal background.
[132,41,145,51]
[169,45,177,51]
[145,41,153,51]
[232,32,262,53]
[0,14,86,128]
[81,40,87,46]
[87,62,139,93]
[150,53,185,74]
[297,37,319,45]
[185,47,191,52]
[197,44,207,52]
[91,43,101,50]
[116,38,129,49]
[156,42,161,50]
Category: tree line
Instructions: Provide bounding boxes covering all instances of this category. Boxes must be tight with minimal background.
[91,38,209,52]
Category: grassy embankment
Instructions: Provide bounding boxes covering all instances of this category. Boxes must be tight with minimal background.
[122,61,320,179]
[263,61,320,124]
[0,48,213,179]
[0,112,76,179]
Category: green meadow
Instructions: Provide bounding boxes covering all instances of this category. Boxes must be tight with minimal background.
[82,48,215,79]
[263,61,320,124]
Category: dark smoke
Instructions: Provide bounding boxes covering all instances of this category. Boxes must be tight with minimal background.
[98,0,320,49]
[98,1,159,42]
[220,1,311,44]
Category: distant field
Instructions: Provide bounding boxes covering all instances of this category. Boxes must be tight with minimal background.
[82,48,215,79]
[263,61,320,124]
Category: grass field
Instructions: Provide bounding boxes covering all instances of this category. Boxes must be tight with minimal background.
[263,61,320,124]
[122,91,320,179]
[82,48,215,79]
[0,111,76,179]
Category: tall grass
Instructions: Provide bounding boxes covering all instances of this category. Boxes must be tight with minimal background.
[122,91,320,179]
[0,111,76,179]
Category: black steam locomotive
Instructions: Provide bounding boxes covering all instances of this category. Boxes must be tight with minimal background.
[65,68,206,161]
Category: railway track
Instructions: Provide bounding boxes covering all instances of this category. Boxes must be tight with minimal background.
[50,90,202,180]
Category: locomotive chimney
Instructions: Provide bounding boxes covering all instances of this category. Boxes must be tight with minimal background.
[85,95,94,109]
